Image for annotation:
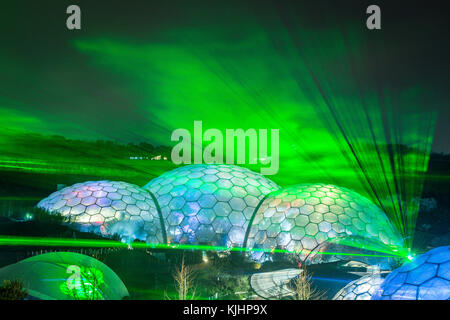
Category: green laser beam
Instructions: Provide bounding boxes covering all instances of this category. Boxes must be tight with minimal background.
[327,236,410,258]
[0,235,403,259]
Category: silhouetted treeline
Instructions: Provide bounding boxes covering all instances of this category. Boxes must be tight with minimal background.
[0,132,448,165]
[429,152,450,162]
[0,133,171,161]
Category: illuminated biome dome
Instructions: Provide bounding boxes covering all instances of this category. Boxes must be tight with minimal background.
[246,184,403,262]
[37,181,164,243]
[372,246,450,300]
[333,273,385,300]
[143,164,280,247]
[0,252,129,300]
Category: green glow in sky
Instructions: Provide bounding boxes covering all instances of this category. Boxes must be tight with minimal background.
[71,27,437,248]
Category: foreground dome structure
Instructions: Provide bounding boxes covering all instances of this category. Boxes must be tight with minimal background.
[0,252,129,300]
[333,273,385,300]
[245,184,404,262]
[372,246,450,300]
[37,181,164,243]
[143,164,280,247]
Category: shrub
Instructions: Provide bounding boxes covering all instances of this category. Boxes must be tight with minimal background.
[29,207,67,224]
[0,280,28,300]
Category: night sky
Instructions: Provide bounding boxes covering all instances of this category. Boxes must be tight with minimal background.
[0,0,449,152]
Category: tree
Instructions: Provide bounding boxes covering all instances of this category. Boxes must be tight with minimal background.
[173,255,197,300]
[292,268,325,300]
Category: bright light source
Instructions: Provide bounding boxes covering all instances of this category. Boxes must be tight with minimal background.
[202,250,208,263]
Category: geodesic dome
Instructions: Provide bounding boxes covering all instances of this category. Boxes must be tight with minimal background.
[333,273,385,300]
[143,164,280,247]
[245,184,403,262]
[37,181,164,243]
[372,246,450,300]
[0,252,129,300]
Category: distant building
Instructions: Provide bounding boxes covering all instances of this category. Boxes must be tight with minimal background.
[127,155,167,160]
[150,155,168,160]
